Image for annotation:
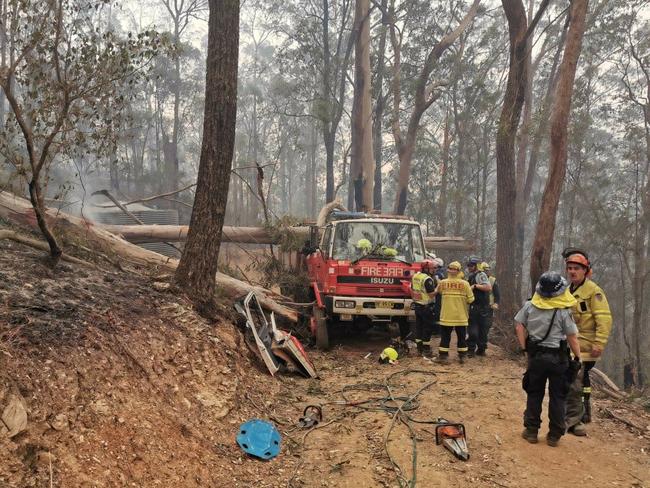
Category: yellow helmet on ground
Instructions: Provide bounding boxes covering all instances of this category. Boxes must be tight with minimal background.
[379,347,399,364]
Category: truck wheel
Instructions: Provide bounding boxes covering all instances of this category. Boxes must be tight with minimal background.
[313,305,329,350]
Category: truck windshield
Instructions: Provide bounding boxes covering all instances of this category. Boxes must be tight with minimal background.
[331,222,426,262]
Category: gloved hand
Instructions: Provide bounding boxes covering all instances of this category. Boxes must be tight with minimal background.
[567,357,581,382]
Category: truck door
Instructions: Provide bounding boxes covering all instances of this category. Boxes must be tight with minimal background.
[315,225,332,290]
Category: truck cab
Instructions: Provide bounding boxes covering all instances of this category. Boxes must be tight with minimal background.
[305,212,426,349]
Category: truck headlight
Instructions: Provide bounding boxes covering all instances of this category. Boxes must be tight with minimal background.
[335,300,356,309]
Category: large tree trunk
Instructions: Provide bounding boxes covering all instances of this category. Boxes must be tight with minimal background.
[514,21,567,300]
[372,0,388,211]
[97,222,474,251]
[174,0,240,315]
[0,0,6,126]
[529,0,589,289]
[350,0,374,212]
[512,0,534,298]
[496,0,528,324]
[437,109,451,234]
[452,89,465,235]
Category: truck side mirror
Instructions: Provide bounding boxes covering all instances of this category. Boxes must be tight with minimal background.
[309,225,319,250]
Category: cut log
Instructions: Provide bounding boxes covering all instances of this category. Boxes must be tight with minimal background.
[99,223,473,251]
[591,368,627,396]
[0,191,298,322]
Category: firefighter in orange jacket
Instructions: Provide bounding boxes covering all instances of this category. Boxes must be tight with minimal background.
[563,249,613,436]
[434,261,474,364]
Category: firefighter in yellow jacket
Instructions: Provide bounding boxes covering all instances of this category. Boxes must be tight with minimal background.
[563,249,613,436]
[410,260,438,358]
[434,261,474,364]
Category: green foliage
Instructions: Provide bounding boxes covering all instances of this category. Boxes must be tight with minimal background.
[264,215,307,252]
[0,0,169,185]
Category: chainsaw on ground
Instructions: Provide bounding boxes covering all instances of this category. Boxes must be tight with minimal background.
[435,418,469,461]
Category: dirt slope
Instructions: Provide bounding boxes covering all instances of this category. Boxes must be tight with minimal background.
[1,231,649,487]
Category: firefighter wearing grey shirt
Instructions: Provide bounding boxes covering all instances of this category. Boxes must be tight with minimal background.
[466,256,492,356]
[515,272,582,447]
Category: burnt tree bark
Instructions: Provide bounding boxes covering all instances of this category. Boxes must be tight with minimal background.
[174,0,240,314]
[529,0,589,289]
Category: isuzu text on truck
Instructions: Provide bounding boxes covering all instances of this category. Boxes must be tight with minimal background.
[304,211,427,349]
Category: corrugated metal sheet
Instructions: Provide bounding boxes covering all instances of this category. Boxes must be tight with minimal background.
[93,207,181,258]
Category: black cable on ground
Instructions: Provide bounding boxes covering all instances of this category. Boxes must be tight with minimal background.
[332,369,440,488]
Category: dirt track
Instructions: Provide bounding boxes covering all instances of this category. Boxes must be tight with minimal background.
[282,337,650,487]
[1,233,649,487]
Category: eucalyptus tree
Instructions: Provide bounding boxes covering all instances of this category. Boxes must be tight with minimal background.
[350,0,374,211]
[495,0,549,320]
[529,0,590,287]
[156,0,207,191]
[174,0,240,314]
[387,0,482,215]
[270,0,355,204]
[0,0,163,262]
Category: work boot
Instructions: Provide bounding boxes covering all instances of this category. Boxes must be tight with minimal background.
[458,352,466,364]
[582,394,592,424]
[422,344,433,359]
[476,349,486,357]
[467,349,475,359]
[435,352,449,364]
[568,423,587,436]
[416,341,423,355]
[521,428,538,444]
[546,434,560,447]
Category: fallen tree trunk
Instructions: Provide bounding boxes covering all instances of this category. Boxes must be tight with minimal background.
[0,191,298,322]
[100,223,473,251]
[0,230,94,268]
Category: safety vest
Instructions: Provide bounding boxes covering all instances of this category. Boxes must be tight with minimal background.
[570,279,613,362]
[411,272,434,305]
[488,276,496,306]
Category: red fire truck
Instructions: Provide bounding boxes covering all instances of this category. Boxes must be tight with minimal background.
[304,211,427,349]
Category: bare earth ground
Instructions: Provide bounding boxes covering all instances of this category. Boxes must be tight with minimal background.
[1,233,649,487]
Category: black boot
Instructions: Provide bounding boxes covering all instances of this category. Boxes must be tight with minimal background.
[416,341,423,355]
[582,394,592,424]
[435,351,449,364]
[422,343,433,359]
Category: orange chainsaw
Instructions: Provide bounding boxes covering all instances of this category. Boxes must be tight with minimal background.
[435,419,469,461]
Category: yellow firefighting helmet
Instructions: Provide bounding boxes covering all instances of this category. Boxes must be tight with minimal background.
[380,246,397,257]
[379,347,398,364]
[357,239,372,251]
[447,261,462,271]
